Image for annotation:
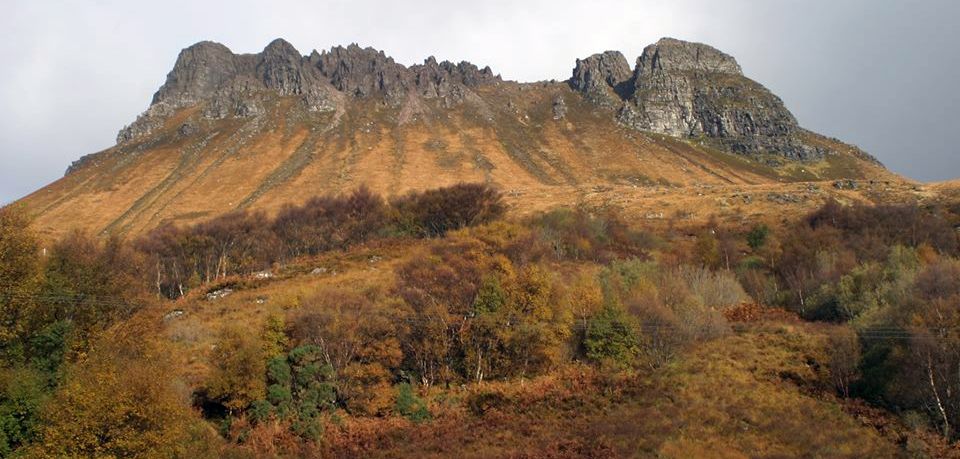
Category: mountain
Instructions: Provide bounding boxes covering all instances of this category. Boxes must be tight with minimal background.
[19,37,894,239]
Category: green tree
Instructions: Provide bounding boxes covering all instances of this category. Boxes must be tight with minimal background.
[746,224,770,251]
[463,275,508,383]
[584,305,641,368]
[0,368,48,455]
[394,383,430,422]
[252,345,337,440]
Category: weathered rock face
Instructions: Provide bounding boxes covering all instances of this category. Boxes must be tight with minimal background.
[258,38,313,95]
[410,57,498,104]
[313,44,410,102]
[621,38,818,160]
[117,40,305,142]
[637,37,742,74]
[570,51,633,103]
[117,39,501,144]
[571,38,823,161]
[151,41,244,107]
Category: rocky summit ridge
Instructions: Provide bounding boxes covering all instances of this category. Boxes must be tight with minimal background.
[116,37,853,164]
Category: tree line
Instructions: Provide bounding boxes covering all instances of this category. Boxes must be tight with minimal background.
[139,183,505,298]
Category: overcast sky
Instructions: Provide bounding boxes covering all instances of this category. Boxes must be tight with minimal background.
[2,0,958,204]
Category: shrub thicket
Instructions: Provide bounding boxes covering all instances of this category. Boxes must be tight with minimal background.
[139,184,506,298]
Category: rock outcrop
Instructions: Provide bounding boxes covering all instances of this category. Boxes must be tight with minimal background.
[411,57,498,105]
[117,39,330,143]
[312,44,410,102]
[636,38,742,74]
[117,39,501,143]
[621,38,818,160]
[570,51,633,104]
[552,95,567,120]
[572,38,823,161]
[150,41,242,108]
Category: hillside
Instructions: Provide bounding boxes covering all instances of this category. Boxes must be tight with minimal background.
[17,37,897,240]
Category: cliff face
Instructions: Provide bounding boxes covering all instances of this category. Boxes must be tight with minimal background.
[117,39,500,144]
[569,50,633,105]
[572,38,830,161]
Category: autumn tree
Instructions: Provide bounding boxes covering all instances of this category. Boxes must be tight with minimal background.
[205,325,268,414]
[395,240,488,385]
[0,206,41,358]
[906,295,960,439]
[693,230,721,270]
[40,231,148,345]
[287,289,407,414]
[273,186,387,258]
[598,259,730,367]
[28,320,212,458]
[527,208,652,263]
[808,200,959,257]
[392,183,505,237]
[499,265,572,377]
[826,326,861,398]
